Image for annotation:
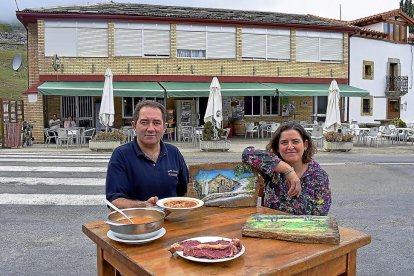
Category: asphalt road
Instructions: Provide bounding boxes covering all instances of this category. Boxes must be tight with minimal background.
[0,143,413,275]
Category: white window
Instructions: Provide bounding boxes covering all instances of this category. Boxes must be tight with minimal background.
[123,97,165,118]
[244,96,279,116]
[114,23,170,57]
[176,24,236,59]
[296,31,343,63]
[242,28,290,61]
[44,20,108,57]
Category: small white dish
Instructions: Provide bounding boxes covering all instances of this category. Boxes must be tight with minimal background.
[156,197,204,211]
[174,236,245,263]
[107,227,166,244]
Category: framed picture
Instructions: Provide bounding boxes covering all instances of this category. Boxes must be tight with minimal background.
[187,162,262,207]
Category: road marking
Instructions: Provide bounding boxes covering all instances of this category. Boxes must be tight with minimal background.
[0,158,109,163]
[0,193,105,205]
[0,166,107,172]
[0,153,111,158]
[0,177,104,186]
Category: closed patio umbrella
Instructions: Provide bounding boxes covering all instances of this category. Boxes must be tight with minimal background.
[204,77,223,138]
[99,68,115,132]
[324,79,341,132]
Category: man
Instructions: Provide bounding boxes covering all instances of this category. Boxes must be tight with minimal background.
[106,100,189,209]
[48,113,61,130]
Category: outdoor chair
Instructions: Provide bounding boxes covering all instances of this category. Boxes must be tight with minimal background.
[364,127,379,147]
[245,122,259,139]
[83,128,96,143]
[192,126,204,145]
[56,128,73,149]
[264,122,279,138]
[44,128,58,147]
[220,128,231,140]
[180,125,194,142]
[311,126,324,148]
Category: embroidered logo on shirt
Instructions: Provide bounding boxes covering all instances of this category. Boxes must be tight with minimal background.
[168,170,179,177]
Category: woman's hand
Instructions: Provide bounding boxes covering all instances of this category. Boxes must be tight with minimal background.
[286,172,301,197]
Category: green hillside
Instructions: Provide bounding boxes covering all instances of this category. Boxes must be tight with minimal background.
[0,23,27,100]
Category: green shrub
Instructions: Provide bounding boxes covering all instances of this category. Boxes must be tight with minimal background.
[324,131,353,142]
[202,121,224,141]
[93,130,126,142]
[390,117,406,128]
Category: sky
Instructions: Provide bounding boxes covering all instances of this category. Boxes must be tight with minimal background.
[2,0,402,24]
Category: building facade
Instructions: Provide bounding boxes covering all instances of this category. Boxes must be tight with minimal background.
[347,9,414,126]
[17,3,368,142]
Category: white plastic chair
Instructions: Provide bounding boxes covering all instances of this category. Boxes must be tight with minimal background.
[244,123,259,139]
[180,125,194,142]
[56,128,73,148]
[220,128,231,140]
[311,126,324,148]
[83,128,96,143]
[264,122,279,138]
[44,128,57,147]
[364,127,379,147]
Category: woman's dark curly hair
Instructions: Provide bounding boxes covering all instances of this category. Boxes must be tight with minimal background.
[265,121,316,163]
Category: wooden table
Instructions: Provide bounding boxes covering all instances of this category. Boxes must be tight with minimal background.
[82,207,371,276]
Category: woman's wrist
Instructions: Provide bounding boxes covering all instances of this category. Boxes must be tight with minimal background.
[285,167,295,176]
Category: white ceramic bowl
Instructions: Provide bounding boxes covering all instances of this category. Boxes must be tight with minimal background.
[156,197,204,212]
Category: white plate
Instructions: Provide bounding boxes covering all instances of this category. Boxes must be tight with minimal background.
[174,236,245,263]
[156,197,204,211]
[107,228,166,244]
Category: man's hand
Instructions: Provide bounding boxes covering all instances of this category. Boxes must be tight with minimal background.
[146,196,159,205]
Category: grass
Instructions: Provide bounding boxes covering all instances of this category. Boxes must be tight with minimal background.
[0,46,27,100]
[0,23,27,100]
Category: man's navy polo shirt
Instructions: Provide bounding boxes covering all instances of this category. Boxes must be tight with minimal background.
[106,139,189,202]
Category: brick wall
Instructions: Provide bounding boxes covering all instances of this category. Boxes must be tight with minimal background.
[25,20,349,143]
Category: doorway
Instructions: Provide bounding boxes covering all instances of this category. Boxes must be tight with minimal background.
[387,98,400,119]
[198,97,208,125]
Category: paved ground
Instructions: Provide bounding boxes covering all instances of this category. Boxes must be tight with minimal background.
[2,136,414,155]
[1,138,413,275]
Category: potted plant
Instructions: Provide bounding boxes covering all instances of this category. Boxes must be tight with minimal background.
[89,129,126,151]
[199,121,231,152]
[323,131,353,152]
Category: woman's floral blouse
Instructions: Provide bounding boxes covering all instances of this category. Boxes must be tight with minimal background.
[242,147,331,215]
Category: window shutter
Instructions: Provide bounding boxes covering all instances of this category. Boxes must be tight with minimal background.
[207,32,236,59]
[320,38,342,62]
[143,30,170,56]
[77,28,108,57]
[115,29,142,57]
[296,36,319,62]
[176,31,206,50]
[267,35,290,60]
[242,33,266,59]
[44,27,77,56]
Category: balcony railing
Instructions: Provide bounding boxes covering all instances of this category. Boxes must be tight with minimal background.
[385,75,408,97]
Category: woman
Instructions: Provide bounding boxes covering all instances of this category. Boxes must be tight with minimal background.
[64,116,76,128]
[242,121,331,215]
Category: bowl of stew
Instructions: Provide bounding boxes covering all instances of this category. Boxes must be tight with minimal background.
[105,208,165,240]
[156,197,204,212]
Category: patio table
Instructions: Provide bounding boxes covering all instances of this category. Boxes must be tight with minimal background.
[83,206,371,276]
